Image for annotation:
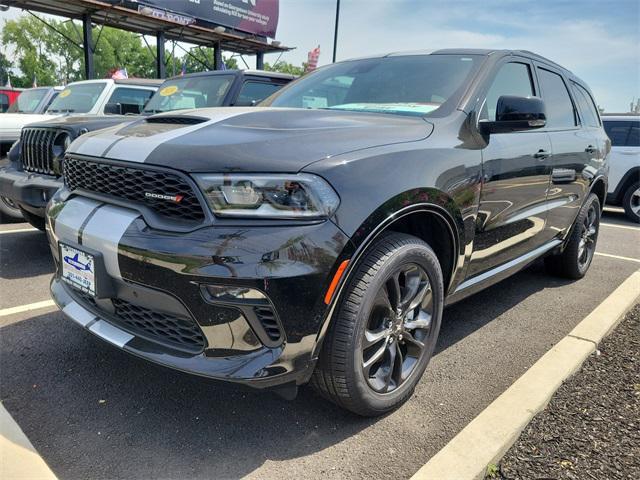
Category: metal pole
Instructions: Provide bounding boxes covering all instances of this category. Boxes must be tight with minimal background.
[256,52,264,70]
[156,31,166,78]
[213,41,222,70]
[82,14,94,79]
[332,0,340,63]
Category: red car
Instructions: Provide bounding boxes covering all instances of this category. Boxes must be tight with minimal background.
[0,88,23,113]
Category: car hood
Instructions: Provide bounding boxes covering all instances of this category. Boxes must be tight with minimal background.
[68,107,433,172]
[26,114,138,135]
[0,113,61,133]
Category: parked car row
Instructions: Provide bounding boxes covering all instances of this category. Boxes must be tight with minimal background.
[0,50,637,416]
[0,70,294,223]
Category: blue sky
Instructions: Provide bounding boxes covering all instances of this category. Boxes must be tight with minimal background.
[2,0,638,111]
[273,0,640,112]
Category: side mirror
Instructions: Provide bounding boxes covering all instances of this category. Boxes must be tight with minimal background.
[104,102,122,115]
[120,103,142,115]
[479,96,546,134]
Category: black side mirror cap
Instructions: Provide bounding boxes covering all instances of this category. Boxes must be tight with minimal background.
[104,102,122,115]
[479,95,546,135]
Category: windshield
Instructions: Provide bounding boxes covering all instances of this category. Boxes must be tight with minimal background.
[263,54,483,116]
[47,82,107,113]
[143,75,234,114]
[7,88,49,113]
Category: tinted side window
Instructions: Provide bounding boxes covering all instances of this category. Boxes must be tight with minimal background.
[481,62,535,121]
[236,81,283,106]
[571,82,600,127]
[107,87,154,111]
[537,68,576,129]
[629,122,640,146]
[0,93,8,113]
[604,120,640,147]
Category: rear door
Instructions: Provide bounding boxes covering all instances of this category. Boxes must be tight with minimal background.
[468,58,553,277]
[534,65,600,242]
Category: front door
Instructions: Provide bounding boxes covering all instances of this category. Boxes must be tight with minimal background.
[468,60,553,278]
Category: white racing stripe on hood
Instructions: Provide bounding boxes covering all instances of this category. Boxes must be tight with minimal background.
[54,197,101,244]
[93,107,258,163]
[81,205,140,278]
[68,122,136,157]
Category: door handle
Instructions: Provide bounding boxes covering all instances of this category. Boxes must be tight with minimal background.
[533,149,550,159]
[585,145,597,154]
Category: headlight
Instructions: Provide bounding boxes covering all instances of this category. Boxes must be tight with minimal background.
[193,173,340,219]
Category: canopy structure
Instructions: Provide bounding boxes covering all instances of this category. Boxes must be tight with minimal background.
[2,0,293,78]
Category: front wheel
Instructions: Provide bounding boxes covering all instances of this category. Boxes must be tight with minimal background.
[545,193,600,279]
[0,196,23,221]
[311,232,444,416]
[622,181,640,223]
[18,206,46,232]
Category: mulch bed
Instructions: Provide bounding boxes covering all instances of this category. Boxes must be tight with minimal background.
[491,304,640,480]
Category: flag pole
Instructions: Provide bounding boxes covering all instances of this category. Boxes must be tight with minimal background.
[332,0,340,63]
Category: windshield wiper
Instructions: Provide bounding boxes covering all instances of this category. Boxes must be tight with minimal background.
[142,109,165,114]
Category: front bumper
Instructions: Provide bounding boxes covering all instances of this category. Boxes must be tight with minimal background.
[47,192,351,389]
[0,164,61,215]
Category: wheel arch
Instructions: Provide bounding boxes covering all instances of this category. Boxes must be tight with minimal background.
[312,189,464,358]
[609,167,639,205]
[589,175,607,212]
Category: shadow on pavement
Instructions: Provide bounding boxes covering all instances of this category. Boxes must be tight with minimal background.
[0,229,53,280]
[436,260,573,355]
[0,258,575,480]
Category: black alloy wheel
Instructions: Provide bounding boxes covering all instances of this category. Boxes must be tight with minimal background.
[577,202,598,270]
[311,232,444,416]
[362,263,434,393]
[545,193,600,279]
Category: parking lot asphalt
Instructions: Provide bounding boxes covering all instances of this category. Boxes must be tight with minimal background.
[1,209,638,480]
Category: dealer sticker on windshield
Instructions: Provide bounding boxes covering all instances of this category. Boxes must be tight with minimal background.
[60,243,96,296]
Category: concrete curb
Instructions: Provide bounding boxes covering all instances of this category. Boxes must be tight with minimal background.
[410,270,640,480]
[0,402,57,480]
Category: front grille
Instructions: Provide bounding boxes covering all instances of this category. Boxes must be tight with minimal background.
[254,306,282,341]
[21,128,57,175]
[63,156,206,222]
[68,285,206,353]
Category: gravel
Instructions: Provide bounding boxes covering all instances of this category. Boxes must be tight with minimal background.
[492,304,640,480]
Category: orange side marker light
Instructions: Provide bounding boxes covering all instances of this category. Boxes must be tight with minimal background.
[324,259,350,305]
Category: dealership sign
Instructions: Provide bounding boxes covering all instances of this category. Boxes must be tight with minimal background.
[133,0,279,38]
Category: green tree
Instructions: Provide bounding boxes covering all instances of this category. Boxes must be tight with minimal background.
[1,17,59,87]
[0,52,12,86]
[263,61,305,76]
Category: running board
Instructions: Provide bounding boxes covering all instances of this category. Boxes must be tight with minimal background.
[448,239,563,303]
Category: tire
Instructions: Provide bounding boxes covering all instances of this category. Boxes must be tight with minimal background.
[311,232,444,416]
[621,181,640,223]
[545,193,601,279]
[0,196,24,221]
[18,206,46,231]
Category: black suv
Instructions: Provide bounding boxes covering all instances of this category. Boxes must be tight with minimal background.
[0,70,294,228]
[45,50,609,416]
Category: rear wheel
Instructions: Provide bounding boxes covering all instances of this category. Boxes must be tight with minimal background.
[0,196,23,221]
[622,181,640,223]
[18,206,46,232]
[545,193,600,279]
[311,232,443,416]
